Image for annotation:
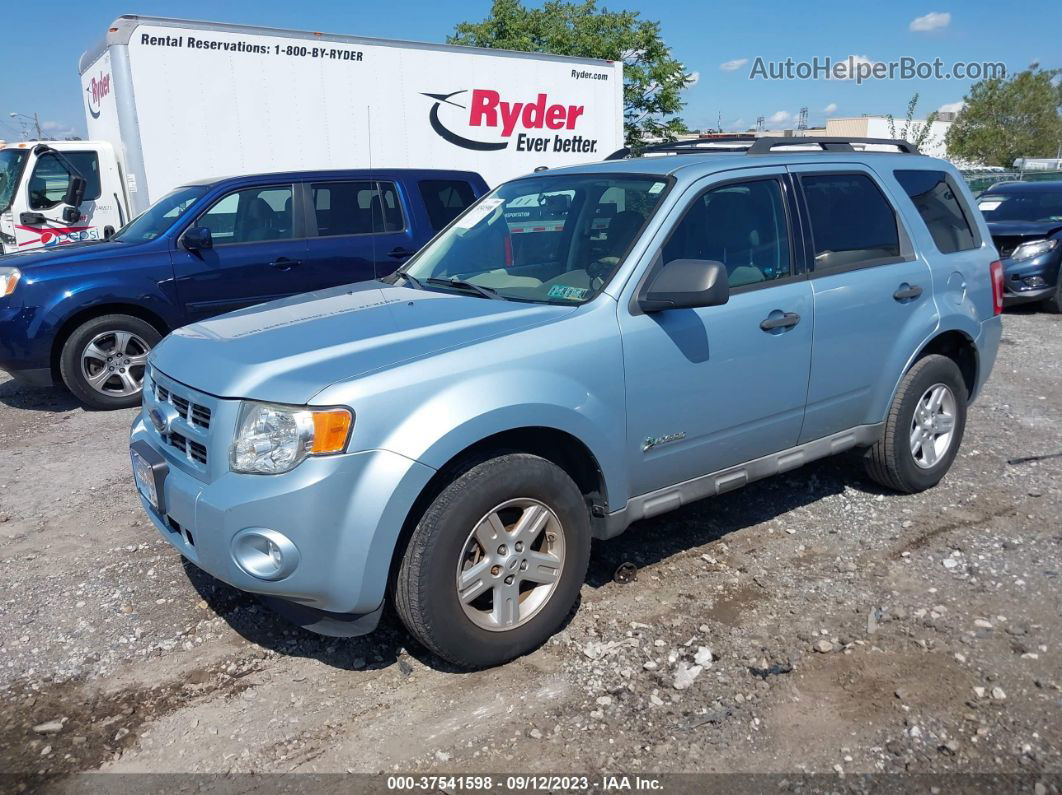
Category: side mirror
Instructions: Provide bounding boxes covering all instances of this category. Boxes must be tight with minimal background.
[638,259,730,313]
[61,206,80,224]
[182,226,213,251]
[63,176,87,209]
[103,225,116,239]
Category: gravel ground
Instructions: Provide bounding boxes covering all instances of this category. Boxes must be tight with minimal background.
[0,309,1059,786]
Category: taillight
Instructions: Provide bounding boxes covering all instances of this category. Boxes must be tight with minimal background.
[990,259,1004,315]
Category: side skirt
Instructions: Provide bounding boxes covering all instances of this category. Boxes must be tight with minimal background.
[597,423,884,540]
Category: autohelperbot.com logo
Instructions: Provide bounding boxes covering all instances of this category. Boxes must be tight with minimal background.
[422,89,599,155]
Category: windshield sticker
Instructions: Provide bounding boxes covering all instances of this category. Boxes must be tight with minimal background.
[455,197,505,229]
[547,284,589,301]
[648,181,665,194]
[978,200,1001,211]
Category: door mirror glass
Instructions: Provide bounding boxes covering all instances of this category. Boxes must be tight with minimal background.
[63,175,87,208]
[639,259,729,312]
[61,205,80,224]
[182,226,213,251]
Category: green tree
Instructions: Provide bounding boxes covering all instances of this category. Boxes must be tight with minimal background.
[449,0,693,147]
[945,66,1062,166]
[886,93,939,152]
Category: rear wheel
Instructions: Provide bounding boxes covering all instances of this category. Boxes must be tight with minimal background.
[394,453,590,669]
[59,314,161,410]
[864,354,968,493]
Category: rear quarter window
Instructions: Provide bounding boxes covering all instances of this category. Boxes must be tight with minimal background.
[894,170,978,254]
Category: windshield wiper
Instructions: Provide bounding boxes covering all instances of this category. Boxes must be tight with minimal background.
[426,277,504,300]
[397,271,425,290]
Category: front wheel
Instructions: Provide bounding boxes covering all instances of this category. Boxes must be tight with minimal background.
[394,453,590,668]
[864,354,968,493]
[59,314,161,410]
[1042,275,1062,314]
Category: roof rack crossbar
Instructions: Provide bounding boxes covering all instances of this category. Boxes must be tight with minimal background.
[604,136,920,161]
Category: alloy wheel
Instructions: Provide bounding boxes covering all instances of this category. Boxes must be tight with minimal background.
[455,498,566,631]
[909,383,957,469]
[80,330,151,397]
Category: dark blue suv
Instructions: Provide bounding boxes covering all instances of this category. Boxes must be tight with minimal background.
[977,180,1062,312]
[0,169,487,408]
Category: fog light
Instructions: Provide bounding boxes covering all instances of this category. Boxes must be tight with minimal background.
[1023,275,1047,289]
[231,528,300,581]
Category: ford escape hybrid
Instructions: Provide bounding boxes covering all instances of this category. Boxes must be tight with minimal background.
[130,138,1003,668]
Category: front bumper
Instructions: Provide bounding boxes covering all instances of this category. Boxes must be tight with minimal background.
[129,411,436,619]
[1001,253,1059,305]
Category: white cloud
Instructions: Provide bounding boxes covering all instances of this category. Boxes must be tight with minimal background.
[909,11,951,32]
[937,101,964,113]
[768,110,792,124]
[720,58,749,72]
[824,102,838,114]
[685,71,700,88]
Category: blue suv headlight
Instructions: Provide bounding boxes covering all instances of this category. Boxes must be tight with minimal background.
[1010,239,1058,261]
[230,401,353,474]
[0,267,20,296]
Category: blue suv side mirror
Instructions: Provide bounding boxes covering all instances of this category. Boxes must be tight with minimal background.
[182,227,213,251]
[639,259,730,313]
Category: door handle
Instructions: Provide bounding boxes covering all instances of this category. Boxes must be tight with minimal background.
[269,258,302,271]
[893,283,923,302]
[760,311,801,332]
[388,247,414,259]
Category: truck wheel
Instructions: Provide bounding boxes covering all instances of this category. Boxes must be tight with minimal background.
[59,314,161,410]
[864,354,968,494]
[394,453,590,668]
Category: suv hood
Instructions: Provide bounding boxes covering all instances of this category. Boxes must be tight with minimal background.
[152,281,576,405]
[987,220,1062,238]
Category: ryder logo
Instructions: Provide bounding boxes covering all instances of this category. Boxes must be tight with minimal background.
[422,89,599,155]
[85,73,111,119]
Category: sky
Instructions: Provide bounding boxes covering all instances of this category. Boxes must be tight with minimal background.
[1,0,1059,140]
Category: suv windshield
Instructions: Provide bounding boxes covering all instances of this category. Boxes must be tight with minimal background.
[398,173,671,303]
[112,185,208,243]
[978,190,1062,223]
[0,149,29,213]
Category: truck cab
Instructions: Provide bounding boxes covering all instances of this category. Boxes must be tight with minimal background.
[0,140,125,254]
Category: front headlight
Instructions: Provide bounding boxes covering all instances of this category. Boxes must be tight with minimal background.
[1011,239,1058,261]
[0,267,20,297]
[230,402,353,474]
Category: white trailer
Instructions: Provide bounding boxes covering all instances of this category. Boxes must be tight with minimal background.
[0,14,624,254]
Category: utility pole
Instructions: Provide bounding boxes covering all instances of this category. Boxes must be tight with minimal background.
[797,107,808,131]
[8,112,43,140]
[756,116,765,132]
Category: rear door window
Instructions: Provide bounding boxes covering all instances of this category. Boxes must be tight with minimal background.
[801,173,901,272]
[419,179,477,231]
[311,181,406,236]
[894,170,977,253]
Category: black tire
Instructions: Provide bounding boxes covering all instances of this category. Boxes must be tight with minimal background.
[394,453,590,669]
[864,354,968,493]
[59,314,161,410]
[1042,276,1062,314]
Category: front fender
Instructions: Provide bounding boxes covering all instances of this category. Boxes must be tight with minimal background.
[382,369,629,512]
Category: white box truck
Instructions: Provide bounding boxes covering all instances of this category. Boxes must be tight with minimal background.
[0,14,624,254]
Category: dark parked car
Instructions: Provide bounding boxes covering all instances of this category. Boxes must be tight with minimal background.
[976,180,1062,312]
[0,169,488,407]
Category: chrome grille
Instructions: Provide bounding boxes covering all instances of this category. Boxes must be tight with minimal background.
[156,383,212,429]
[169,431,208,465]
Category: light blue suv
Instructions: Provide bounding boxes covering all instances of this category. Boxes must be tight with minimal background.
[129,137,1003,668]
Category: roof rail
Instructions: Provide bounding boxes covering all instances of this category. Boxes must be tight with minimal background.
[605,136,920,161]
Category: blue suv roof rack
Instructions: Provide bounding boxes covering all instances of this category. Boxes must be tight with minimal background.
[605,136,920,160]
